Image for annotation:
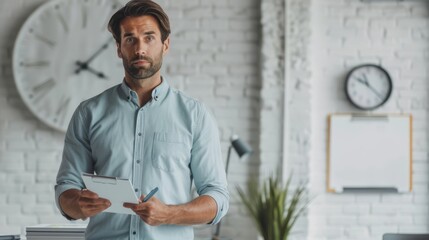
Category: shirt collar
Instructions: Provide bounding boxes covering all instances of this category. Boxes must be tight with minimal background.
[120,77,169,105]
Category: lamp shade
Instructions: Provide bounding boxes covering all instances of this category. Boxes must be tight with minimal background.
[230,135,253,158]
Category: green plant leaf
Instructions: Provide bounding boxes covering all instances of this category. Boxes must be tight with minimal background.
[236,175,309,240]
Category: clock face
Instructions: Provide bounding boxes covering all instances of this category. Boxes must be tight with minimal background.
[13,0,125,132]
[345,64,393,110]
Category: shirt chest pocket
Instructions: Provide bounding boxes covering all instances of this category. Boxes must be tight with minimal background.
[151,132,191,172]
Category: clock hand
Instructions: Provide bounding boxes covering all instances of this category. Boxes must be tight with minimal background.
[367,84,383,100]
[75,38,112,74]
[86,66,108,79]
[361,73,384,99]
[75,61,108,79]
[84,39,111,64]
[355,76,383,100]
[355,77,367,86]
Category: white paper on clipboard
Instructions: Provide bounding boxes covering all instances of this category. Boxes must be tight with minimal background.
[82,173,139,215]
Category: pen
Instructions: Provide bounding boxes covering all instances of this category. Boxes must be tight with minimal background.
[142,187,159,202]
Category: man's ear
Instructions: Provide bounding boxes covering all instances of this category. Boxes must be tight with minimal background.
[116,42,122,58]
[162,37,170,55]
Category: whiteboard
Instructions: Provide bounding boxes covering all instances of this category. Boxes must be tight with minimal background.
[327,114,412,193]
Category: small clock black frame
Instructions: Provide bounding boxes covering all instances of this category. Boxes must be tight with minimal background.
[345,64,393,110]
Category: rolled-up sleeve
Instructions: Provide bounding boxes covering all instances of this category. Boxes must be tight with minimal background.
[190,105,229,225]
[54,103,93,217]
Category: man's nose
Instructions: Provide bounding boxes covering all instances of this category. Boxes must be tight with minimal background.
[135,39,148,56]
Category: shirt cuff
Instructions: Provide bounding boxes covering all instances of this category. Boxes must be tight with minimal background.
[202,191,229,225]
[54,183,81,220]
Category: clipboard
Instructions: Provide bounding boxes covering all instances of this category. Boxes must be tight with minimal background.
[327,113,412,193]
[82,173,139,215]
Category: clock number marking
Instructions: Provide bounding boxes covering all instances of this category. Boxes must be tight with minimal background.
[30,29,56,48]
[21,61,50,68]
[82,5,88,29]
[57,13,69,33]
[54,96,71,125]
[31,78,56,103]
[101,3,121,31]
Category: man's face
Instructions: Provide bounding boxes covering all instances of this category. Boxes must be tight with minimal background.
[117,15,169,81]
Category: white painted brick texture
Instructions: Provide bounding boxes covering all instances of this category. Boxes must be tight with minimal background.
[309,0,429,240]
[0,0,261,239]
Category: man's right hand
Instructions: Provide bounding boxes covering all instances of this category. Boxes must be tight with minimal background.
[78,189,111,218]
[59,189,111,220]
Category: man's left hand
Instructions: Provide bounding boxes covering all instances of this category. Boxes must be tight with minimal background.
[123,196,172,226]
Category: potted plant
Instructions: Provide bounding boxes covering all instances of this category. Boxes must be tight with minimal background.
[236,175,308,240]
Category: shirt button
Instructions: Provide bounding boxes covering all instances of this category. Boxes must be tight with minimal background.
[133,231,136,235]
[135,188,138,192]
[138,133,142,136]
[136,160,141,164]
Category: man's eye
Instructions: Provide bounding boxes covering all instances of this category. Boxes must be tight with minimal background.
[125,38,134,43]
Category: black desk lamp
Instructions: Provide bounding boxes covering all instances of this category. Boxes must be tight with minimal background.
[212,135,253,240]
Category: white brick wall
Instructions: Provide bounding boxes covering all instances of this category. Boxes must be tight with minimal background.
[0,0,261,239]
[309,1,429,240]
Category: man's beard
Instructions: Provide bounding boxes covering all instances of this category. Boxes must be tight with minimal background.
[124,52,163,80]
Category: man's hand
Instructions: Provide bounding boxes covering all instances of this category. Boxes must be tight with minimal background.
[59,189,111,220]
[123,196,171,226]
[78,189,111,218]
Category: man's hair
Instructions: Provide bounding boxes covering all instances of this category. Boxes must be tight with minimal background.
[108,0,171,43]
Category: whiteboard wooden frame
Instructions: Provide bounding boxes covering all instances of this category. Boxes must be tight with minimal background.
[327,113,412,193]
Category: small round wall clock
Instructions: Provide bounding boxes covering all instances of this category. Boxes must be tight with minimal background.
[345,64,393,110]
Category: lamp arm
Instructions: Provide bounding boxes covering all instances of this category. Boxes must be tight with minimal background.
[212,145,233,240]
[225,145,233,175]
[212,221,222,240]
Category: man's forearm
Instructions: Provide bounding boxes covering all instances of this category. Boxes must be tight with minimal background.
[59,189,85,220]
[167,195,217,225]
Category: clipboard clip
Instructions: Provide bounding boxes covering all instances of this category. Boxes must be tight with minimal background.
[350,114,389,122]
[82,173,119,185]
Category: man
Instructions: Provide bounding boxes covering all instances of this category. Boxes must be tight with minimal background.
[54,0,229,239]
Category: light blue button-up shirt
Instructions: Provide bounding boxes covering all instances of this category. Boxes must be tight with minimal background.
[55,79,229,240]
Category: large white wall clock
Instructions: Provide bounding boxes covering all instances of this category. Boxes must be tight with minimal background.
[13,0,124,132]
